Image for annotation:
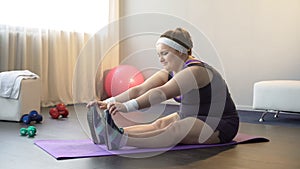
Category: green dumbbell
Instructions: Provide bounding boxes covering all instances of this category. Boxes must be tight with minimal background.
[20,126,37,137]
[20,128,28,136]
[27,126,37,137]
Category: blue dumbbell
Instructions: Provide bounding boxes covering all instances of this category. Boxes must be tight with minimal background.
[21,110,43,125]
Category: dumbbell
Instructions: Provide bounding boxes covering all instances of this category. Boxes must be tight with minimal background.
[21,110,43,125]
[49,103,69,119]
[20,126,37,137]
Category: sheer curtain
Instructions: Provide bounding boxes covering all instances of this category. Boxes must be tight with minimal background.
[0,0,119,107]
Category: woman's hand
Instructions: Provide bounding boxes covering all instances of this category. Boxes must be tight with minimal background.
[86,100,108,109]
[107,102,127,115]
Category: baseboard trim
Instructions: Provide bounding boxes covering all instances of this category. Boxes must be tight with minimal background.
[236,105,258,111]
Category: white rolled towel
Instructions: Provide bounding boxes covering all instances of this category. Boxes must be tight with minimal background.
[0,70,39,99]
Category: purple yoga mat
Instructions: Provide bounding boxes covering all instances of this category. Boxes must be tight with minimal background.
[34,133,268,160]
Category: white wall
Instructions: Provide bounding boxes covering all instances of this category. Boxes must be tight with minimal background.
[119,0,300,109]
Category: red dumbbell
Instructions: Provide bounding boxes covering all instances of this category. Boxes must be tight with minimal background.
[49,103,69,119]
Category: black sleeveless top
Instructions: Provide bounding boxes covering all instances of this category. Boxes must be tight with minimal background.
[168,59,237,119]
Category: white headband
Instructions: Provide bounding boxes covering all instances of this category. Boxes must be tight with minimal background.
[156,37,188,54]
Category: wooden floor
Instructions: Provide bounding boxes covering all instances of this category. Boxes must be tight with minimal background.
[0,105,299,169]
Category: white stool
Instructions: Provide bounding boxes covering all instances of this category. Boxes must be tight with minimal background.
[253,80,300,122]
[0,78,41,121]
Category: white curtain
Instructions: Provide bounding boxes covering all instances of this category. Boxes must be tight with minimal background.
[0,0,119,107]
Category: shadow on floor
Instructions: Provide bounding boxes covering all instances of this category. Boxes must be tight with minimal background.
[87,146,236,169]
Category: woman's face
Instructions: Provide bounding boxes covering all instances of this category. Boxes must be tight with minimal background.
[156,43,185,72]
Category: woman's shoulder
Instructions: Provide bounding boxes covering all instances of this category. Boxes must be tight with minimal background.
[184,58,217,73]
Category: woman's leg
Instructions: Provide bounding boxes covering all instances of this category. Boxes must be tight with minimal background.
[123,112,180,134]
[180,117,220,144]
[125,117,220,148]
[112,112,143,127]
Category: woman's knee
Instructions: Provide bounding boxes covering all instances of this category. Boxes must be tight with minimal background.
[152,118,172,130]
[166,119,194,141]
[151,113,180,129]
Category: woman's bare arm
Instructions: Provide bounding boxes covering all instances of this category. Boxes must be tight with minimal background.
[136,66,212,109]
[112,69,170,103]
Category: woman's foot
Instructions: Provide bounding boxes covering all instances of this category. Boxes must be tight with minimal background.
[87,105,105,144]
[104,110,127,150]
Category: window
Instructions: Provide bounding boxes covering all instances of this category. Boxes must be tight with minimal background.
[0,0,109,33]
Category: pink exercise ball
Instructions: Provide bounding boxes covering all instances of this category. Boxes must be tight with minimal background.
[105,65,145,97]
